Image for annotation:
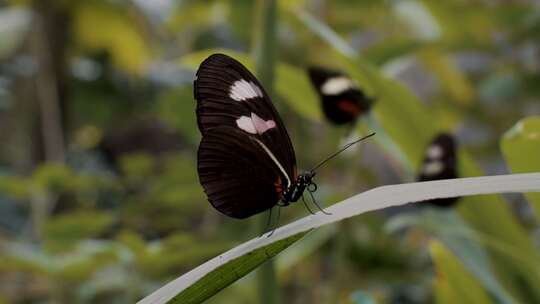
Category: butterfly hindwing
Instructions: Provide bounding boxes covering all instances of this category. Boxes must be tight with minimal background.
[197,126,284,218]
[308,66,374,125]
[418,133,459,207]
[195,54,296,179]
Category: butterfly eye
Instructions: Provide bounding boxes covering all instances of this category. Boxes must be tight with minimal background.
[307,182,317,192]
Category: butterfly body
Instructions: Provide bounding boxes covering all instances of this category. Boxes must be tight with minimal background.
[279,171,315,206]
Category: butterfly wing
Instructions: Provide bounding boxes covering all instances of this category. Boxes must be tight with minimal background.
[194,54,297,218]
[308,66,374,125]
[195,53,296,180]
[417,133,459,207]
[198,126,284,218]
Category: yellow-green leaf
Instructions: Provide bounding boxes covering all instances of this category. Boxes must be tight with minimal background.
[501,116,540,221]
[73,2,150,74]
[431,241,492,304]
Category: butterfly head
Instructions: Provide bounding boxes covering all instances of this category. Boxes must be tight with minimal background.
[297,171,317,192]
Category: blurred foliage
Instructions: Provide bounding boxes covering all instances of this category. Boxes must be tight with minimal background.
[501,116,540,220]
[73,2,151,74]
[430,240,492,304]
[0,0,539,303]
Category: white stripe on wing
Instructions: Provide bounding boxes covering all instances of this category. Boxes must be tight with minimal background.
[253,138,291,188]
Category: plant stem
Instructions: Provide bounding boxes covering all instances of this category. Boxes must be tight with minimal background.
[253,0,279,304]
[253,0,277,87]
[32,0,66,163]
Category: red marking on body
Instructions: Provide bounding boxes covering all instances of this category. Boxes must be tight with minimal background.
[274,176,283,195]
[337,100,361,116]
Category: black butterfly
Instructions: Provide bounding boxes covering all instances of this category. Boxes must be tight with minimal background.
[194,54,322,219]
[417,133,459,207]
[308,66,374,125]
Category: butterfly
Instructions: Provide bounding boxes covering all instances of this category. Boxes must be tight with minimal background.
[194,54,373,219]
[194,53,320,219]
[307,66,374,125]
[417,133,460,207]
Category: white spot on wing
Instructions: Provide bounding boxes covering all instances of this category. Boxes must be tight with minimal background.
[422,161,444,176]
[427,145,443,159]
[236,113,276,135]
[321,76,356,95]
[251,113,276,134]
[236,116,257,134]
[252,83,263,97]
[229,79,264,101]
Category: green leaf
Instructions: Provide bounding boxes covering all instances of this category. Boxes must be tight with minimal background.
[292,9,356,57]
[139,173,540,304]
[430,241,492,304]
[167,232,306,304]
[387,211,516,303]
[501,116,540,221]
[73,2,151,74]
[338,56,434,168]
[417,48,475,106]
[392,0,441,41]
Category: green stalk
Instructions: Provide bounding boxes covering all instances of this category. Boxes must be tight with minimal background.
[253,1,279,304]
[254,0,277,86]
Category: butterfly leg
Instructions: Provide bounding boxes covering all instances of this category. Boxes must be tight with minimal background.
[308,189,332,215]
[301,195,315,215]
[266,207,281,237]
[259,207,274,237]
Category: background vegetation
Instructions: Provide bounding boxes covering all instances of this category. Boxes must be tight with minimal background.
[0,0,539,303]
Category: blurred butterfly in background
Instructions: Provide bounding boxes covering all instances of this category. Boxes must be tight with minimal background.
[417,133,460,207]
[194,54,373,220]
[307,66,375,125]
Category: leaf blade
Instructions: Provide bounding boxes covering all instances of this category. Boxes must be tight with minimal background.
[138,173,540,304]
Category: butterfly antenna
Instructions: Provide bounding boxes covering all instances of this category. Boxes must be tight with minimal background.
[309,132,376,172]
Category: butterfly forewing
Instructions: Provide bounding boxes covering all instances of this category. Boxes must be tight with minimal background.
[308,66,374,125]
[195,54,297,218]
[417,133,459,207]
[195,54,296,177]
